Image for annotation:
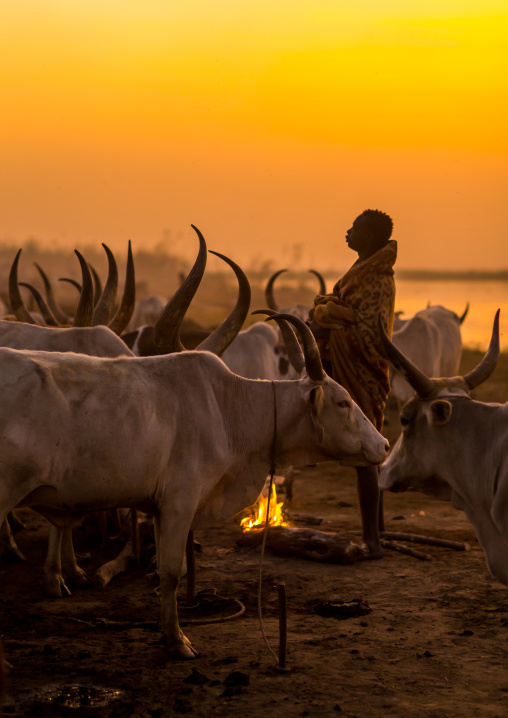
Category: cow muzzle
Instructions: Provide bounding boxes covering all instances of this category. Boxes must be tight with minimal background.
[378,463,410,492]
[340,439,389,468]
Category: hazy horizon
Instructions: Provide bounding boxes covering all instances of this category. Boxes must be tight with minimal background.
[2,233,508,277]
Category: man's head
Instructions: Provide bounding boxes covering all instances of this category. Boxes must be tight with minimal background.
[346,209,394,260]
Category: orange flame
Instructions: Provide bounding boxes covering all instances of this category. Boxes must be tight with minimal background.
[240,483,289,532]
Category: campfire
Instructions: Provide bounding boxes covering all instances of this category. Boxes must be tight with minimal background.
[237,481,367,564]
[240,483,289,532]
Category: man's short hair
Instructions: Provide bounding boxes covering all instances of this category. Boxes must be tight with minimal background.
[362,209,394,243]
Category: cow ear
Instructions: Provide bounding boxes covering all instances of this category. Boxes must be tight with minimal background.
[309,385,324,415]
[429,399,452,424]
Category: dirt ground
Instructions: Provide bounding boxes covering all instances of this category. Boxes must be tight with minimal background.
[2,348,508,718]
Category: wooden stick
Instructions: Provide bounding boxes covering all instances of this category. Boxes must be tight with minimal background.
[110,509,122,537]
[185,530,196,606]
[381,532,470,551]
[277,583,290,672]
[381,539,431,561]
[0,637,6,714]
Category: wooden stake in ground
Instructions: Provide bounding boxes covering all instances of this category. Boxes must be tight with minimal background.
[277,583,290,672]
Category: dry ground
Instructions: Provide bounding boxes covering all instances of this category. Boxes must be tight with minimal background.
[1,349,508,718]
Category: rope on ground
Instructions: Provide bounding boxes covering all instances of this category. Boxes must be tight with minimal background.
[257,471,279,664]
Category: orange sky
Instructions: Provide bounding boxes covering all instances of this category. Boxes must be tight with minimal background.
[1,1,507,271]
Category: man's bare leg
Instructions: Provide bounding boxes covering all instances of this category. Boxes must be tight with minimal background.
[356,465,384,558]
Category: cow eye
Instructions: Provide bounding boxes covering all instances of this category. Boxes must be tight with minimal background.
[337,400,350,409]
[400,415,409,428]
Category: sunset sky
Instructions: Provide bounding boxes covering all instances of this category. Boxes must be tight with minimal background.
[2,1,507,272]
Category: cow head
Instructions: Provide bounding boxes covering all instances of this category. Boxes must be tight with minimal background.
[379,310,500,495]
[264,312,389,466]
[307,375,389,466]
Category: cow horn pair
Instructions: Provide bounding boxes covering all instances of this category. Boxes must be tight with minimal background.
[378,309,500,397]
[9,243,135,335]
[153,225,251,357]
[265,269,326,311]
[252,309,325,382]
[57,265,104,308]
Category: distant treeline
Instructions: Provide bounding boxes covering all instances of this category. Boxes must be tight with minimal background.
[2,239,508,291]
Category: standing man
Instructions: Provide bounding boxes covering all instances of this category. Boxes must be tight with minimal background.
[309,209,396,557]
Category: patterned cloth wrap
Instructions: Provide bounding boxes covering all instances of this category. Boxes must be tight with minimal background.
[311,240,397,430]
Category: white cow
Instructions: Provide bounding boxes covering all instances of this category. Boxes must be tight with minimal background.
[0,321,133,357]
[220,321,299,380]
[0,315,388,660]
[123,321,297,381]
[128,295,167,331]
[0,246,136,593]
[0,321,135,594]
[390,305,468,406]
[378,311,508,585]
[0,227,245,595]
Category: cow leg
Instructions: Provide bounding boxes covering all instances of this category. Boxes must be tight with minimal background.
[467,510,508,585]
[157,510,197,660]
[153,514,160,564]
[356,465,384,558]
[60,528,90,588]
[41,526,72,598]
[0,518,25,563]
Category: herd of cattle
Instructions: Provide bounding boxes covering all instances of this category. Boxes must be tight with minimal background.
[0,226,505,665]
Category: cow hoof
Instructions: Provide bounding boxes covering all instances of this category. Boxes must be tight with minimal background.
[167,634,198,660]
[41,576,72,598]
[3,547,26,563]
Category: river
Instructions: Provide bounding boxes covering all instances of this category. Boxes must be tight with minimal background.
[395,278,508,351]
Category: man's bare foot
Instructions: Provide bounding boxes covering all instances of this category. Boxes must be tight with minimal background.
[364,541,385,560]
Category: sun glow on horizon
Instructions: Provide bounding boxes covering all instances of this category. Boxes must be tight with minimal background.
[1,1,507,270]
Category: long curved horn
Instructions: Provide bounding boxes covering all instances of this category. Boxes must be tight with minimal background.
[108,240,136,335]
[459,302,470,325]
[89,264,103,308]
[18,283,59,326]
[72,250,94,327]
[9,250,37,324]
[252,309,305,375]
[59,278,82,292]
[266,313,324,382]
[154,226,208,354]
[308,269,326,295]
[196,251,251,357]
[265,269,287,311]
[92,244,118,326]
[463,310,500,389]
[34,262,70,324]
[377,314,435,398]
